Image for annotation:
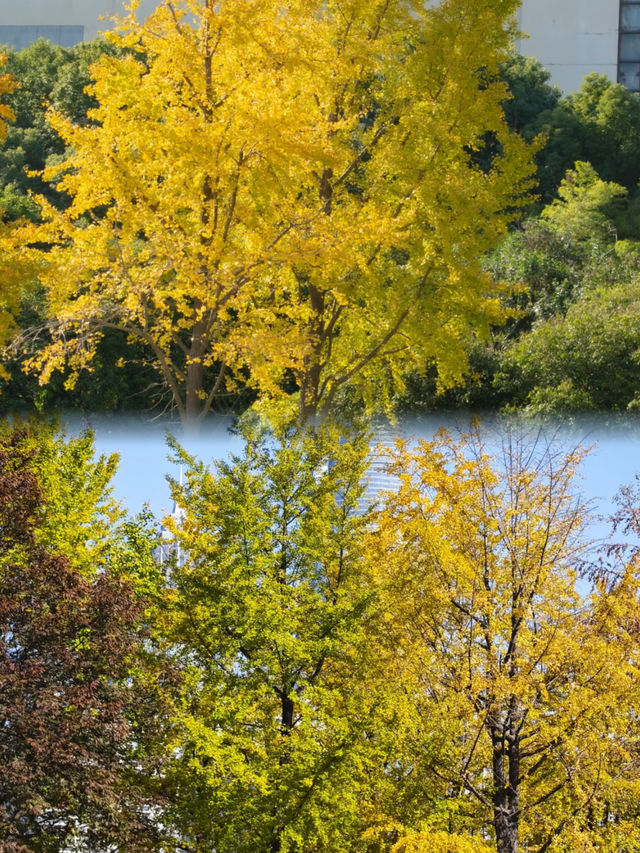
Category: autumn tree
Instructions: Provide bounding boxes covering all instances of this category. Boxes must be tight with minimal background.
[148,418,397,851]
[0,54,15,142]
[12,0,535,423]
[372,427,640,853]
[0,56,24,366]
[0,38,173,415]
[0,422,168,852]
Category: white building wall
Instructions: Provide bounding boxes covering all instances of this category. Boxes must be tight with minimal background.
[0,1,627,94]
[517,0,620,92]
[0,1,159,42]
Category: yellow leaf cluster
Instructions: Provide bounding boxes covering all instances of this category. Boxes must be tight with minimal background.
[369,426,640,850]
[10,0,536,422]
[392,830,493,853]
[0,53,15,141]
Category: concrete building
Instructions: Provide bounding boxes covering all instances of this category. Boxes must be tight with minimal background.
[515,0,636,93]
[0,1,638,95]
[0,1,158,48]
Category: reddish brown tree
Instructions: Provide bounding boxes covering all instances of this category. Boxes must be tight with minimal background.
[0,427,165,852]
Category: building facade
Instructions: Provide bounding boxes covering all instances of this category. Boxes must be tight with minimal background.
[0,1,158,48]
[0,1,638,95]
[515,0,640,93]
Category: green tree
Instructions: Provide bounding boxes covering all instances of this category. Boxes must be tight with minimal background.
[488,220,584,324]
[151,418,395,852]
[498,52,564,206]
[564,73,640,191]
[530,73,640,202]
[495,275,640,413]
[499,53,561,138]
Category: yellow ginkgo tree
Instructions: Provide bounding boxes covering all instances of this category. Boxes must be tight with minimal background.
[372,428,640,853]
[13,0,535,422]
[0,56,22,368]
[0,55,14,140]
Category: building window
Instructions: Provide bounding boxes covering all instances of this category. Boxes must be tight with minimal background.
[620,2,640,92]
[0,25,84,51]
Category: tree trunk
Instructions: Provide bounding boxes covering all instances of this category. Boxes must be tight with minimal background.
[185,304,210,422]
[297,166,334,422]
[269,689,295,853]
[494,811,519,853]
[492,722,520,853]
[270,834,283,853]
[185,357,205,422]
[281,692,295,733]
[298,282,325,423]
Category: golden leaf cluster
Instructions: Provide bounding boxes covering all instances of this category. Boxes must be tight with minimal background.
[6,0,536,421]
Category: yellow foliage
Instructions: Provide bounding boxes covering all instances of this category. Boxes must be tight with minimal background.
[371,426,640,851]
[0,53,15,140]
[13,0,536,421]
[0,55,21,373]
[392,830,493,853]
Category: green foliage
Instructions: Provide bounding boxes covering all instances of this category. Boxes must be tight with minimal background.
[0,38,123,217]
[396,57,640,417]
[541,161,628,243]
[487,219,585,323]
[0,417,164,578]
[499,53,561,136]
[153,417,395,852]
[535,74,640,202]
[397,341,505,414]
[500,62,640,204]
[564,73,640,189]
[495,276,640,412]
[470,160,640,415]
[498,53,579,205]
[398,213,593,413]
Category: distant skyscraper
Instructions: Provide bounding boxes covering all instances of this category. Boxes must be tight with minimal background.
[154,467,186,574]
[619,1,640,91]
[516,0,624,93]
[359,418,405,513]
